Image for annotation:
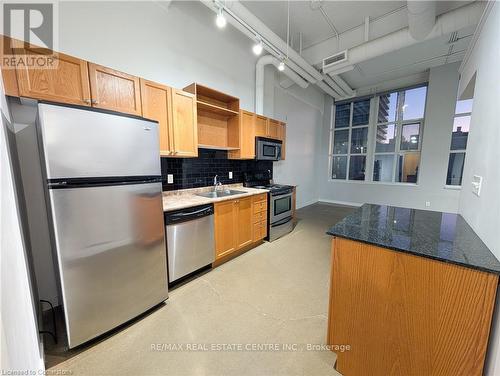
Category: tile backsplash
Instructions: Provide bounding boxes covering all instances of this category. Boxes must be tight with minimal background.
[161,148,273,191]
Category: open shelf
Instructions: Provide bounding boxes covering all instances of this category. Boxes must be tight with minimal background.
[197,100,239,118]
[184,83,241,151]
[198,144,240,151]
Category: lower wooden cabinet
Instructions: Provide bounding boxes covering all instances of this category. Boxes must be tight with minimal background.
[214,200,238,259]
[252,193,268,242]
[236,197,253,249]
[214,195,265,260]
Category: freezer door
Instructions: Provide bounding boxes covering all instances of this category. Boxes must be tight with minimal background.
[37,103,160,179]
[49,182,168,348]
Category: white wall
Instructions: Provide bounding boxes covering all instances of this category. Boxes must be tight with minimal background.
[456,4,500,375]
[0,78,44,374]
[264,68,325,209]
[58,1,257,110]
[317,62,462,212]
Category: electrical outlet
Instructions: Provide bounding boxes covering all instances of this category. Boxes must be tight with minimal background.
[425,201,431,207]
[229,171,233,179]
[167,174,174,184]
[472,175,482,196]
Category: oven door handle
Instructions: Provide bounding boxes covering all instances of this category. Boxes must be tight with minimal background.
[272,191,293,197]
[271,216,293,227]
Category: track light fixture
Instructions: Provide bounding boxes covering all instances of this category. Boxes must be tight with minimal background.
[252,38,263,55]
[216,7,226,28]
[278,59,285,71]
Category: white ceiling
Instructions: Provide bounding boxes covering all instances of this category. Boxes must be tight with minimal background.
[341,25,476,90]
[241,0,478,92]
[242,1,471,50]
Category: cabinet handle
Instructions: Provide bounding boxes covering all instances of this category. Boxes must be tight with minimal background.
[91,99,99,105]
[83,99,91,104]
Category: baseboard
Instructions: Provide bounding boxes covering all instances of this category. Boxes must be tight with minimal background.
[318,198,363,207]
[296,199,319,209]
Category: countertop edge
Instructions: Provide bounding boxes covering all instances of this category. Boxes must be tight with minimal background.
[163,188,268,212]
[328,232,500,276]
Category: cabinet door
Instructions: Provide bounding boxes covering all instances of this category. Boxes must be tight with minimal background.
[140,79,173,156]
[267,118,280,139]
[1,36,19,97]
[15,48,91,106]
[255,115,268,137]
[88,63,142,116]
[279,122,286,160]
[171,89,198,157]
[236,197,253,249]
[240,110,255,158]
[214,200,237,259]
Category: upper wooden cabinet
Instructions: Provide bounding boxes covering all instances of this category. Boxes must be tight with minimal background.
[1,36,19,97]
[184,83,240,150]
[278,122,286,160]
[228,110,255,160]
[170,89,198,157]
[267,118,281,139]
[88,63,142,116]
[15,48,91,106]
[255,115,268,138]
[140,79,174,156]
[141,81,198,158]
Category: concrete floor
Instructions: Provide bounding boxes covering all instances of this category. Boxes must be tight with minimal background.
[48,203,355,376]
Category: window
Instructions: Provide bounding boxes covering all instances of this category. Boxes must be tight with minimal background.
[330,99,370,180]
[328,85,428,184]
[446,99,473,186]
[373,86,427,183]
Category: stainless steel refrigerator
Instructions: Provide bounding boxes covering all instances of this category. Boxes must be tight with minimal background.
[36,103,168,348]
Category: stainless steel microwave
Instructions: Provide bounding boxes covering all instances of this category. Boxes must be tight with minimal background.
[256,137,282,161]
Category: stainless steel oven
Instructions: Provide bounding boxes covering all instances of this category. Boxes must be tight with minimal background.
[269,188,293,241]
[256,137,282,161]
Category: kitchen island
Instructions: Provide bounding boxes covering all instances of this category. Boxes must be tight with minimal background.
[326,204,500,376]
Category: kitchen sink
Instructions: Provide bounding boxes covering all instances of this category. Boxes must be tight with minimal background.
[196,189,246,198]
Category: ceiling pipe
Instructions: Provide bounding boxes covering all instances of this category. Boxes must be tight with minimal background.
[407,1,436,41]
[323,75,350,98]
[334,2,482,69]
[256,55,309,115]
[200,1,319,85]
[201,0,353,99]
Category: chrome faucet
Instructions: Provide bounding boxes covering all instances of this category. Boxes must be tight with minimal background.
[213,175,222,192]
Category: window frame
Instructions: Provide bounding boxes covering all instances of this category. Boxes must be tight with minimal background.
[445,105,472,188]
[328,84,428,185]
[329,100,370,181]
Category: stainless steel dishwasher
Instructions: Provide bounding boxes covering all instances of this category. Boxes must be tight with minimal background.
[164,204,215,283]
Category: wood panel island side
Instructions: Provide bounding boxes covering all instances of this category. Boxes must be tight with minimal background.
[326,204,500,376]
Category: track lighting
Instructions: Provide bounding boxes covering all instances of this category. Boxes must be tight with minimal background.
[252,39,263,55]
[278,60,285,71]
[216,7,226,28]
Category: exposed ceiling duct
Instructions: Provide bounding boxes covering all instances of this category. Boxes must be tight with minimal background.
[407,1,436,41]
[200,0,354,101]
[255,55,309,115]
[322,2,483,77]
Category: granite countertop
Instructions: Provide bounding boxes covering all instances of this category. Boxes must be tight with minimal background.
[162,184,269,212]
[327,203,500,275]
